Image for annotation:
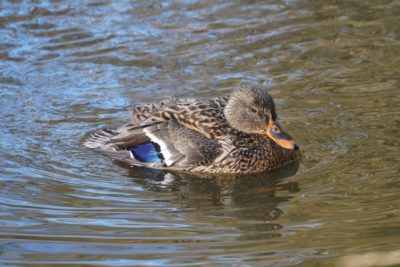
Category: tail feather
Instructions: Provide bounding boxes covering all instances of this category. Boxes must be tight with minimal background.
[83,129,116,149]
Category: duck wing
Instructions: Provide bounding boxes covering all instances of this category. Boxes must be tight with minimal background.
[132,96,230,140]
[131,97,198,123]
[84,120,222,170]
[85,96,231,169]
[84,122,180,168]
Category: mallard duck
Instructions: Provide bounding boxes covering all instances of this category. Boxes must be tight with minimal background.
[84,86,300,174]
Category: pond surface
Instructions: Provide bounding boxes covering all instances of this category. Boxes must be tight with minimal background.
[1,0,400,266]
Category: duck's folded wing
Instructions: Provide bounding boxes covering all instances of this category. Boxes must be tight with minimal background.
[131,98,198,123]
[138,97,230,140]
[85,97,231,169]
[112,120,223,167]
[84,123,185,169]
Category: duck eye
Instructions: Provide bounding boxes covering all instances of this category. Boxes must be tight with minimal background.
[250,107,258,114]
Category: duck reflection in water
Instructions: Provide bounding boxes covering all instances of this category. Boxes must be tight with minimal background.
[121,160,300,238]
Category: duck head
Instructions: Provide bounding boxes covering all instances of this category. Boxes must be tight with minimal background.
[224,86,299,150]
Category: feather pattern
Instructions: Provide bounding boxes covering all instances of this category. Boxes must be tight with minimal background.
[130,142,162,163]
[84,87,300,174]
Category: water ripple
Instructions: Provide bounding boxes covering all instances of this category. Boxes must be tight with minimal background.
[0,0,399,266]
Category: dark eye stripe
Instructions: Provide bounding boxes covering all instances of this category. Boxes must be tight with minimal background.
[271,111,277,121]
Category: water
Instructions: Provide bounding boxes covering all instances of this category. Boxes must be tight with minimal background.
[1,0,400,266]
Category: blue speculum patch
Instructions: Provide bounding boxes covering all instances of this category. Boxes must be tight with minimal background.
[130,142,162,163]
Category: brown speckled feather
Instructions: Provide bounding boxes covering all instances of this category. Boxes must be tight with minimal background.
[84,87,300,174]
[131,96,229,139]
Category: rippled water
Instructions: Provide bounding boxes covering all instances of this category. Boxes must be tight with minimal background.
[1,1,400,266]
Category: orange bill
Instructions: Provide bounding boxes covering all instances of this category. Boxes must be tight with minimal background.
[265,120,299,150]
